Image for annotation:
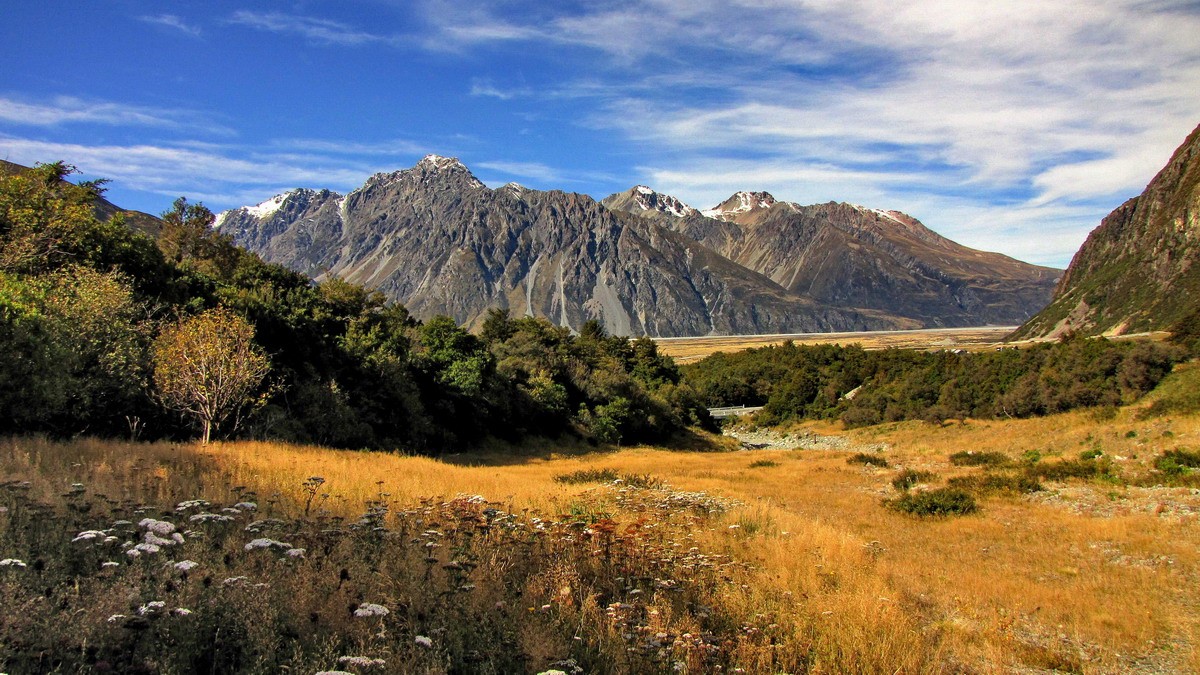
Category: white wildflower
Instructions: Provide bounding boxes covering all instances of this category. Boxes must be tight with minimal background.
[189,513,234,524]
[172,608,192,616]
[107,614,127,623]
[315,671,354,675]
[143,532,175,547]
[101,561,120,568]
[233,501,257,510]
[125,549,141,559]
[138,518,176,535]
[72,530,107,543]
[173,560,199,572]
[354,603,389,618]
[175,499,210,512]
[284,548,306,558]
[244,537,291,551]
[0,558,27,568]
[138,601,166,615]
[536,671,568,675]
[414,635,433,648]
[133,543,160,555]
[222,576,248,586]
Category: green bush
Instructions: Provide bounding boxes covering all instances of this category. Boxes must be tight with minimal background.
[891,469,937,491]
[749,459,780,468]
[1155,449,1200,478]
[948,451,1009,467]
[847,452,888,468]
[887,488,978,517]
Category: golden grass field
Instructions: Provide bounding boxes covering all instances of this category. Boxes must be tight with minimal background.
[653,327,1019,363]
[6,378,1198,673]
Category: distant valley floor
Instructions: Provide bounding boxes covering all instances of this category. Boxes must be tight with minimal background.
[654,326,1018,362]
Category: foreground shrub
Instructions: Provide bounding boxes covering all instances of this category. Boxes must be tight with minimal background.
[891,469,937,491]
[847,452,888,468]
[1154,449,1200,481]
[948,451,1009,467]
[887,488,978,517]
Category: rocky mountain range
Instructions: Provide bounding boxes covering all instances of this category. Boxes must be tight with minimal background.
[1014,122,1200,339]
[602,187,1061,327]
[219,155,1060,337]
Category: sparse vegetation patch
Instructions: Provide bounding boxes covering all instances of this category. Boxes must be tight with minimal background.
[891,468,937,491]
[886,487,978,517]
[949,450,1010,467]
[847,452,889,467]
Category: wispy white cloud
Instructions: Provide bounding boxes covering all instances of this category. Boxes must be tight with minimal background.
[469,79,529,100]
[476,160,565,183]
[418,0,1200,266]
[228,11,402,46]
[138,14,201,37]
[0,136,380,209]
[0,96,232,135]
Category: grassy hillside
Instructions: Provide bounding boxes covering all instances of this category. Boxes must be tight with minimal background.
[4,380,1200,672]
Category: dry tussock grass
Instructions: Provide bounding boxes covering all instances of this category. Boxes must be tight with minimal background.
[3,395,1198,673]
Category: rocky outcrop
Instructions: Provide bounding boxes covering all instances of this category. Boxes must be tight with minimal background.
[220,156,905,336]
[1014,122,1200,338]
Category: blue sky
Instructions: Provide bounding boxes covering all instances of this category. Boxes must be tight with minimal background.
[2,1,1198,268]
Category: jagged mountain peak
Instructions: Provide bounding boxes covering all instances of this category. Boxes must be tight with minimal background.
[604,185,697,218]
[360,154,485,192]
[215,187,342,228]
[702,191,778,221]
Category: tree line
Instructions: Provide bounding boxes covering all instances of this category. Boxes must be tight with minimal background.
[682,336,1188,428]
[0,163,712,451]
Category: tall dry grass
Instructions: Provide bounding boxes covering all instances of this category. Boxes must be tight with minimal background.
[3,391,1199,673]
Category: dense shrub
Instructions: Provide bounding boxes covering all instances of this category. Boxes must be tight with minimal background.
[887,488,978,517]
[891,469,937,491]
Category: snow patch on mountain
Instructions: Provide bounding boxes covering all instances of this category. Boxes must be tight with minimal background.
[246,193,288,219]
[702,191,776,220]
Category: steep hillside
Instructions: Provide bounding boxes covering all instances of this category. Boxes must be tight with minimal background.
[1014,122,1200,338]
[603,187,1061,326]
[220,156,905,337]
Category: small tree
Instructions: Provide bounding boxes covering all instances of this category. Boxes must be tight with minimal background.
[153,307,270,443]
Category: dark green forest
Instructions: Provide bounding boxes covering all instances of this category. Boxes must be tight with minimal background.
[683,336,1189,428]
[0,163,711,451]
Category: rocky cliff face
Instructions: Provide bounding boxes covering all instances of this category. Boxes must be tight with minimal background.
[1014,122,1200,338]
[602,187,1061,327]
[220,156,904,336]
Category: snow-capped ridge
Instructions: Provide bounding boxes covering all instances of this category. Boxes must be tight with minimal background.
[702,190,777,220]
[626,185,696,217]
[246,193,288,219]
[851,203,906,225]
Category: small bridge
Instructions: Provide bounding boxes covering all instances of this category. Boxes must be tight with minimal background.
[707,405,764,419]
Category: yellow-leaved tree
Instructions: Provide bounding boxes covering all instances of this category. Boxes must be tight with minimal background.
[153,307,270,443]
